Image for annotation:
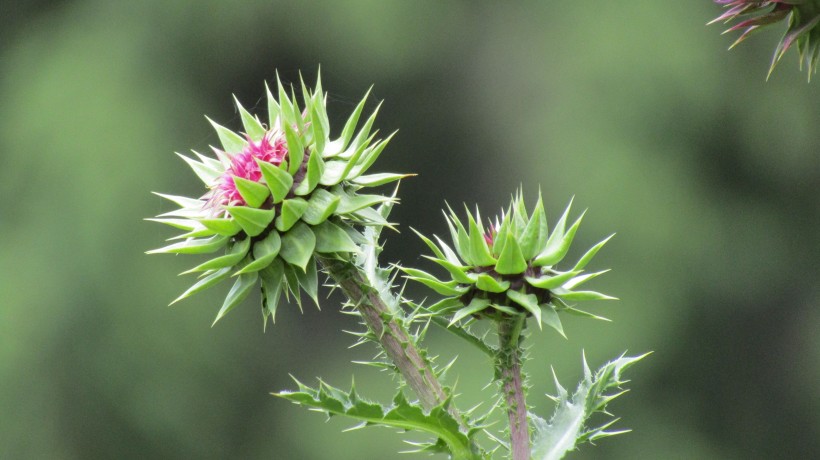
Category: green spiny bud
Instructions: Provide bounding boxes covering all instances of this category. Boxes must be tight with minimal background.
[407,191,615,337]
[148,72,410,326]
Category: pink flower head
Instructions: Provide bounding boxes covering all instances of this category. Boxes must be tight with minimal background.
[210,132,288,208]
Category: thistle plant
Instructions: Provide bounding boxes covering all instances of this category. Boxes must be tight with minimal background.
[711,0,820,79]
[149,74,647,459]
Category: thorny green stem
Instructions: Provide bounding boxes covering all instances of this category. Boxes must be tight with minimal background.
[316,256,476,443]
[497,315,529,460]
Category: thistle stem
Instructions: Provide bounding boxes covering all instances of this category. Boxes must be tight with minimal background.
[316,256,451,410]
[497,315,529,460]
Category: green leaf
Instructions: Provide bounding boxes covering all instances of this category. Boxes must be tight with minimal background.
[573,234,615,271]
[265,81,280,130]
[283,122,305,176]
[530,353,650,460]
[260,258,285,325]
[317,160,347,186]
[294,150,325,196]
[170,267,231,305]
[234,231,281,275]
[491,209,510,257]
[564,270,609,290]
[309,104,326,154]
[519,193,549,260]
[534,211,585,267]
[407,276,467,297]
[152,192,205,210]
[301,189,340,225]
[207,117,246,154]
[275,380,478,460]
[445,207,473,265]
[146,217,198,232]
[467,211,495,267]
[339,87,371,151]
[294,256,319,307]
[495,231,527,275]
[540,304,566,338]
[226,206,275,237]
[350,173,413,187]
[475,274,509,293]
[279,222,316,271]
[233,176,271,208]
[313,220,359,253]
[422,256,474,284]
[534,201,580,267]
[197,218,242,236]
[336,193,391,214]
[506,290,542,327]
[147,235,229,255]
[449,298,490,325]
[275,198,308,232]
[182,237,251,274]
[348,133,396,179]
[346,102,381,158]
[176,152,221,185]
[525,270,581,290]
[411,228,446,260]
[212,272,258,325]
[276,74,297,129]
[256,159,293,203]
[552,288,617,301]
[234,95,266,141]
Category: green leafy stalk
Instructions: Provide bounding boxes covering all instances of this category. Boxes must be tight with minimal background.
[496,314,529,460]
[530,353,650,460]
[275,379,480,460]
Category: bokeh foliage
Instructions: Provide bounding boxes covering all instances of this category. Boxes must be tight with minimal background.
[1,1,817,459]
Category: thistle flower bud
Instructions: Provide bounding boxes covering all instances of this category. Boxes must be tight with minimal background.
[149,74,408,326]
[711,0,820,79]
[407,192,615,337]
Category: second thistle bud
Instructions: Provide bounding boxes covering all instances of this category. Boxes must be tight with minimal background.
[407,192,615,336]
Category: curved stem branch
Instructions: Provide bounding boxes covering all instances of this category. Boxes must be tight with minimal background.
[497,315,529,460]
[317,255,450,410]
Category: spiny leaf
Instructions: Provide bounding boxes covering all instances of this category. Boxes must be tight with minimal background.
[212,272,258,325]
[279,222,316,272]
[227,206,275,237]
[313,220,359,253]
[233,230,281,275]
[233,176,271,208]
[275,380,478,460]
[530,353,650,460]
[256,159,293,203]
[207,117,247,154]
[170,267,232,305]
[234,95,266,141]
[182,237,251,274]
[147,235,229,255]
[275,198,308,232]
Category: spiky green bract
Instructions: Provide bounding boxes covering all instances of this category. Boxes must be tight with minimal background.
[274,378,485,460]
[407,191,615,336]
[530,353,649,460]
[711,0,820,79]
[149,73,410,325]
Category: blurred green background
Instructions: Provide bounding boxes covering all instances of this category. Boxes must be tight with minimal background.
[1,1,818,459]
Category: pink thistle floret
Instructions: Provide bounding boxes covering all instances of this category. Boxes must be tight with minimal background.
[210,132,288,208]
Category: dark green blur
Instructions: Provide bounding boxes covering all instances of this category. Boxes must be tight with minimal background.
[1,1,817,459]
